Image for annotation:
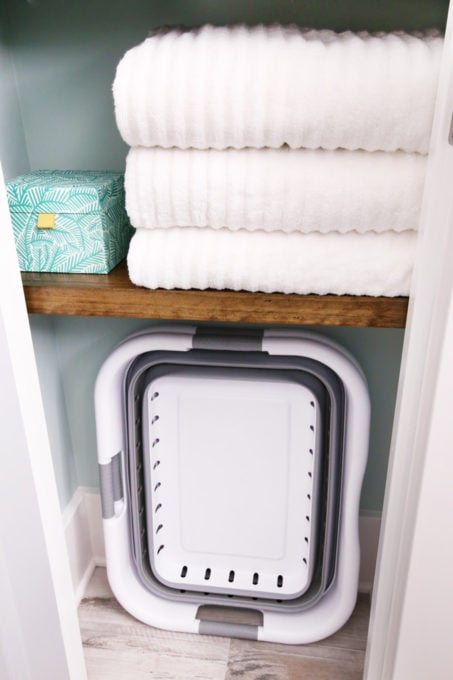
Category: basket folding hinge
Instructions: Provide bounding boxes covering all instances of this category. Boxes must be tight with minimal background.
[193,327,263,352]
[99,452,123,519]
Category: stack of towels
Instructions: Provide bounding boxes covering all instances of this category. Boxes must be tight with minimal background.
[113,25,443,296]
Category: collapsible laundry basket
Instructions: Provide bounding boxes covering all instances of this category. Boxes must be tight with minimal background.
[95,325,370,644]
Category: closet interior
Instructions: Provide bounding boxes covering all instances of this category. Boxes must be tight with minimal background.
[1,0,449,674]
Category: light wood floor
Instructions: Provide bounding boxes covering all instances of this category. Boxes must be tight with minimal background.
[78,568,370,680]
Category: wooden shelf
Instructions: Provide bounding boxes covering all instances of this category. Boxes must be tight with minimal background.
[21,260,408,327]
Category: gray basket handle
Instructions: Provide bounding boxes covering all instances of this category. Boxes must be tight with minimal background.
[196,604,263,640]
[99,451,123,519]
[193,327,263,352]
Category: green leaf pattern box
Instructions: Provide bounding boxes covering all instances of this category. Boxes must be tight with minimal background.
[7,170,133,273]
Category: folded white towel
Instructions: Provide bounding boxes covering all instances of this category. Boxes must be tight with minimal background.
[113,25,442,153]
[126,146,426,234]
[128,227,416,296]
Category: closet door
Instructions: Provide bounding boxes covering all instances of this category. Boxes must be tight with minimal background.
[365,3,453,679]
[0,167,86,680]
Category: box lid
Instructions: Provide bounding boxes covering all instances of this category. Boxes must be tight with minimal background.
[6,170,124,215]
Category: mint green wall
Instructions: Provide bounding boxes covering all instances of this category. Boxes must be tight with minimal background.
[315,325,404,511]
[29,316,78,507]
[5,0,449,171]
[5,0,439,510]
[0,6,29,179]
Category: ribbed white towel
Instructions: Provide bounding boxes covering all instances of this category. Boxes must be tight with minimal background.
[128,227,416,296]
[126,146,426,234]
[113,25,442,153]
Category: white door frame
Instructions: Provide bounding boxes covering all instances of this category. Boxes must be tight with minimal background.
[365,4,453,678]
[0,166,87,680]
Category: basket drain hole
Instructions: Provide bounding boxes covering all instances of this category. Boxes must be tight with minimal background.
[180,565,188,578]
[204,568,211,581]
[252,573,259,585]
[277,575,284,588]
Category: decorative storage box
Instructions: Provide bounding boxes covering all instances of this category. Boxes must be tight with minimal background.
[6,170,133,273]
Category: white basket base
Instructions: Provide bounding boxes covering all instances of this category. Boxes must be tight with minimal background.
[144,372,321,599]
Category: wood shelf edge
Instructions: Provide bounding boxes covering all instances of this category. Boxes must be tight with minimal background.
[21,261,408,328]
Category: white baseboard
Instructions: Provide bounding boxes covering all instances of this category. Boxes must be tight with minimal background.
[63,487,104,604]
[82,489,106,567]
[64,488,381,600]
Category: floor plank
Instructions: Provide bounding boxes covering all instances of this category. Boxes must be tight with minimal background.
[79,570,230,680]
[82,626,229,680]
[225,651,363,680]
[79,569,369,680]
[225,595,368,680]
[79,602,230,680]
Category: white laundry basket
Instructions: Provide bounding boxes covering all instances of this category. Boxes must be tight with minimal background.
[95,325,370,644]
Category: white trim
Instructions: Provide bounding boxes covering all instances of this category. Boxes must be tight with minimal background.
[63,488,96,605]
[365,5,453,678]
[62,486,86,528]
[0,165,86,680]
[83,488,107,566]
[63,487,106,603]
[64,488,380,599]
[392,287,453,680]
[61,489,112,600]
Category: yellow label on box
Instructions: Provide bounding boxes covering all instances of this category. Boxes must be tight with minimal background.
[37,213,55,229]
